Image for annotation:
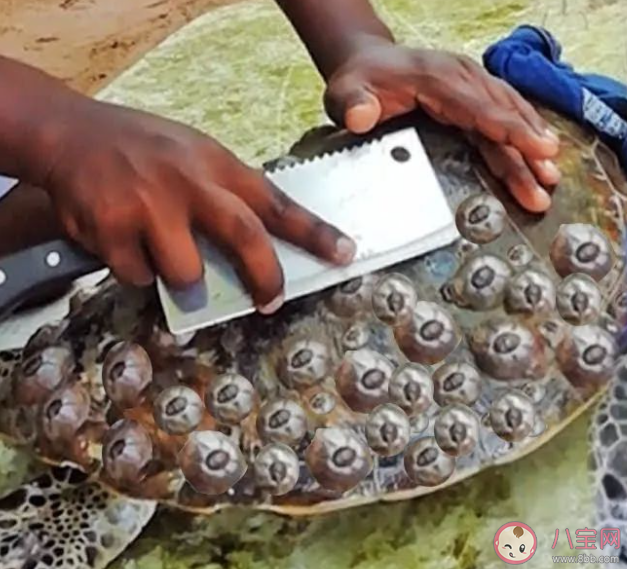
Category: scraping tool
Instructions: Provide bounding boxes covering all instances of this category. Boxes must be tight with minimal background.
[0,127,459,339]
[159,128,459,334]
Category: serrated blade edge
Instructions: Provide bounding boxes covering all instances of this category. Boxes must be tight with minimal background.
[158,127,459,334]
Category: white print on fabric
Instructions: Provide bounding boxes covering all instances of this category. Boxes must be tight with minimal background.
[582,88,627,140]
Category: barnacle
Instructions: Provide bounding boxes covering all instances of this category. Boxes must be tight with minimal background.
[556,274,602,325]
[455,193,506,244]
[403,436,455,487]
[153,386,204,435]
[336,348,394,413]
[388,363,433,415]
[41,383,91,443]
[15,347,74,406]
[179,431,247,495]
[279,339,331,389]
[550,223,613,281]
[305,428,373,492]
[434,404,479,457]
[452,255,512,310]
[469,318,547,380]
[102,342,152,409]
[432,362,482,407]
[205,373,255,425]
[556,325,617,387]
[329,276,376,316]
[254,443,300,496]
[371,273,417,326]
[102,419,154,487]
[504,270,556,315]
[256,399,308,446]
[394,302,460,365]
[365,403,410,456]
[489,391,536,442]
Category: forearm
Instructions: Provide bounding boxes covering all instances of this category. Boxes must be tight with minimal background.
[0,56,82,186]
[275,0,394,80]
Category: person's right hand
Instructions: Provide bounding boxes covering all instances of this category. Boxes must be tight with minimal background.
[35,99,356,313]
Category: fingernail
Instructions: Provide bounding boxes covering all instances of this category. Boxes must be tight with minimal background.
[544,128,560,145]
[533,185,552,212]
[334,237,357,265]
[346,105,378,134]
[258,293,284,315]
[169,280,208,313]
[541,159,561,181]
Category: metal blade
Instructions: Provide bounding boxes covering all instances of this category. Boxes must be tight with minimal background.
[158,127,459,335]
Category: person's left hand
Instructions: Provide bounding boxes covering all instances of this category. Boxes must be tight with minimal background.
[324,40,561,213]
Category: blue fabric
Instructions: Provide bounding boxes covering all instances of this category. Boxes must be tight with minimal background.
[483,25,627,172]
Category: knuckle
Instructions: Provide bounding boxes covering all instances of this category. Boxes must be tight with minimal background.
[490,76,511,92]
[114,268,150,288]
[59,213,81,241]
[105,251,152,287]
[499,105,525,123]
[456,90,482,114]
[455,55,478,79]
[231,211,265,249]
[266,190,294,221]
[519,100,547,124]
[503,147,526,169]
[458,54,477,69]
[503,81,527,103]
[94,209,122,235]
[109,266,137,287]
[506,163,534,187]
[165,272,197,290]
[258,269,283,296]
[98,212,131,238]
[95,198,145,237]
[172,258,203,287]
[305,219,330,246]
[149,133,185,156]
[323,78,358,120]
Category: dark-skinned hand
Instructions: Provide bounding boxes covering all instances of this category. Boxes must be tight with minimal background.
[40,99,356,313]
[324,40,561,213]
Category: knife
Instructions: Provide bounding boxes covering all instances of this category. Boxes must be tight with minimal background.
[0,127,459,334]
[159,127,459,334]
[0,239,104,321]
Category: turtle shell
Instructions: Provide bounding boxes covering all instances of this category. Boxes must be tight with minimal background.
[0,112,625,517]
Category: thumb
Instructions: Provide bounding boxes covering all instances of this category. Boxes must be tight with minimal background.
[324,78,382,134]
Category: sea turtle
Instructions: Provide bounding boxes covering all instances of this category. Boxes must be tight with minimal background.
[0,111,626,569]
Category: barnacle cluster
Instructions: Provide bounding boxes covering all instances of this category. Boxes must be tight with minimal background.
[0,205,619,499]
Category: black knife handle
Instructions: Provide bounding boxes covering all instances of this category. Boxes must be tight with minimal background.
[0,240,105,320]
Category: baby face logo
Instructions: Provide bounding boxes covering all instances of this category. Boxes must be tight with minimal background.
[494,522,537,564]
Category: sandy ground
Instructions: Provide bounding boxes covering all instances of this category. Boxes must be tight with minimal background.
[0,0,241,94]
